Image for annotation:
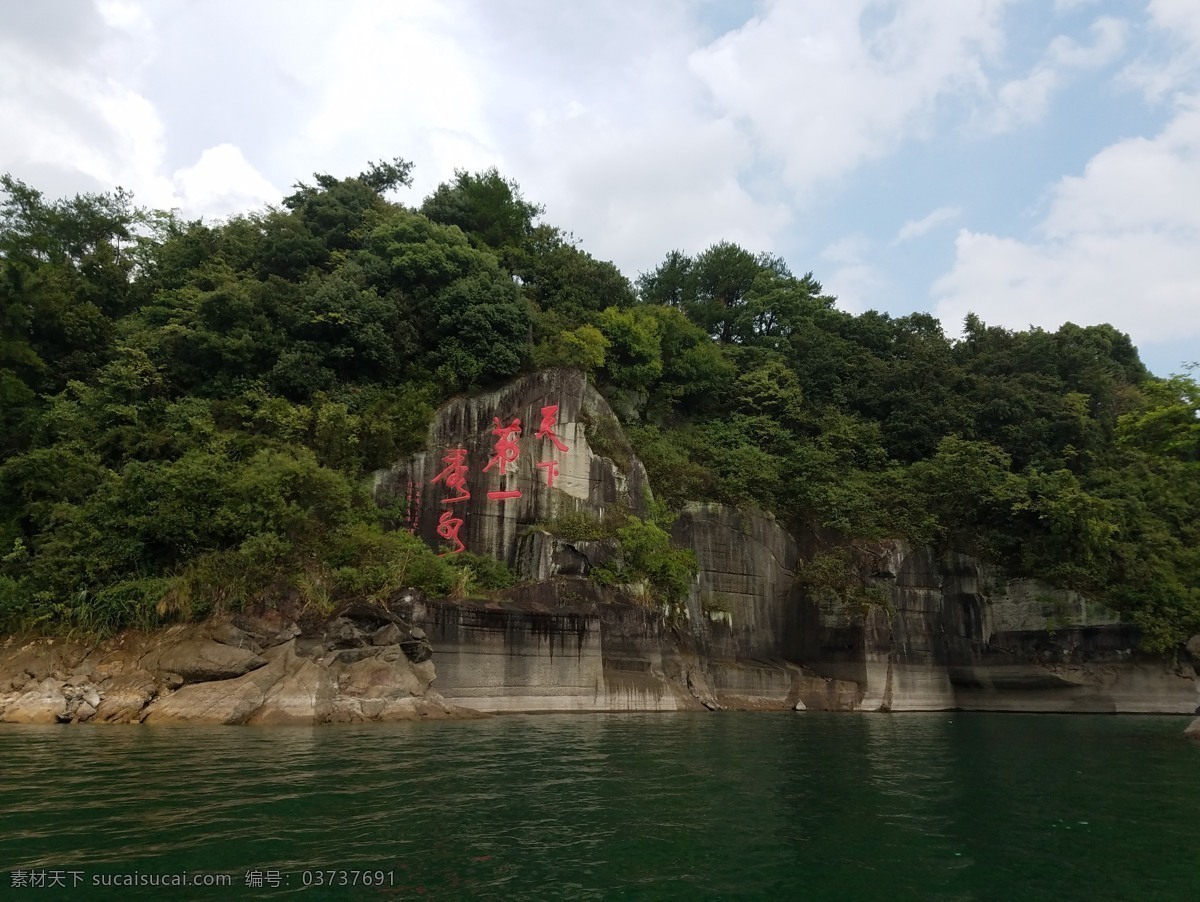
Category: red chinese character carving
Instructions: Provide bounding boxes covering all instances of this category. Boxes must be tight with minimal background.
[535,405,569,453]
[436,509,466,555]
[536,459,560,488]
[483,417,522,475]
[487,490,523,501]
[431,448,471,503]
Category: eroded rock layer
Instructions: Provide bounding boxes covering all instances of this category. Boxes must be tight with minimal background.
[0,600,482,725]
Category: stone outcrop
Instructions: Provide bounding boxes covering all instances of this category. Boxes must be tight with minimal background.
[399,586,859,714]
[374,368,650,568]
[92,671,158,723]
[399,503,1199,717]
[4,368,1195,725]
[0,601,480,725]
[369,369,1199,719]
[142,638,267,683]
[2,679,69,723]
[789,539,1198,714]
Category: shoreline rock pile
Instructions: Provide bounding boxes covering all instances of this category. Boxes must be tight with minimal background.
[0,595,482,726]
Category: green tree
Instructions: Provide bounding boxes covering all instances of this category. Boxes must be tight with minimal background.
[421,167,543,258]
[284,157,413,253]
[638,241,791,343]
[596,306,662,394]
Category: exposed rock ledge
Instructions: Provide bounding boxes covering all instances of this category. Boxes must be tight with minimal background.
[0,598,484,725]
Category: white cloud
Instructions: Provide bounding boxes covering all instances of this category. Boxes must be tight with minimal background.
[1146,0,1200,48]
[1047,16,1126,68]
[822,234,885,315]
[0,28,170,202]
[285,0,494,197]
[172,144,281,219]
[95,0,152,38]
[0,5,281,222]
[0,0,1027,279]
[933,100,1200,347]
[689,0,1011,198]
[415,1,794,275]
[3,0,1191,362]
[1122,0,1200,102]
[894,206,961,244]
[983,16,1127,133]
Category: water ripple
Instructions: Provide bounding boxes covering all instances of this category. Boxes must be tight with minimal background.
[2,714,1199,899]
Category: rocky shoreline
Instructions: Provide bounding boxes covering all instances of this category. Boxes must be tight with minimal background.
[4,591,1199,739]
[0,597,484,726]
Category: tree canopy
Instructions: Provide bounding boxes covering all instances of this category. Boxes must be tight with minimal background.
[0,164,1196,653]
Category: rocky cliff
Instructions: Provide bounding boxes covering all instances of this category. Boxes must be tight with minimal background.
[369,369,862,713]
[369,369,1198,718]
[792,541,1198,714]
[373,367,650,566]
[4,368,1196,724]
[0,601,482,725]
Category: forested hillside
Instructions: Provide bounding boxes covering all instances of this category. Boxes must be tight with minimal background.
[1,161,1197,651]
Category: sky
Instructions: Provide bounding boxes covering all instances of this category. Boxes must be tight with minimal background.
[2,0,1198,376]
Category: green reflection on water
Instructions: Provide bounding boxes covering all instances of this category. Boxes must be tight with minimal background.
[2,713,1198,900]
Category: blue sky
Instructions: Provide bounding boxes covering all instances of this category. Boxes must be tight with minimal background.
[2,0,1197,375]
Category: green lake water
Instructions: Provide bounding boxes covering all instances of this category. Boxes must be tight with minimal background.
[2,713,1198,900]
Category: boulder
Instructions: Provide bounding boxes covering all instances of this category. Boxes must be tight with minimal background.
[205,622,264,655]
[329,697,365,724]
[144,678,267,725]
[361,698,386,719]
[144,640,336,725]
[411,659,437,693]
[232,610,300,649]
[1186,635,1200,667]
[376,696,465,720]
[146,639,267,683]
[247,646,334,726]
[143,641,296,725]
[93,671,158,723]
[70,660,98,682]
[324,617,368,649]
[331,647,380,665]
[0,678,67,723]
[338,656,424,699]
[1186,717,1200,741]
[371,623,402,647]
[400,635,433,664]
[378,697,422,720]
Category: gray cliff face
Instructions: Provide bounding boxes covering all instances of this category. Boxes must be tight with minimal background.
[398,584,860,714]
[790,540,1198,714]
[671,503,800,660]
[369,370,1198,717]
[373,368,649,568]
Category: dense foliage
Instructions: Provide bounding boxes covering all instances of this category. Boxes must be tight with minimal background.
[1,164,1196,650]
